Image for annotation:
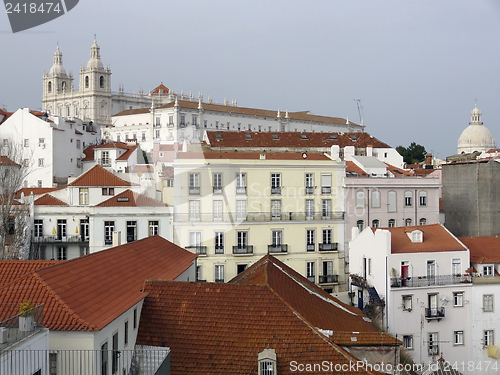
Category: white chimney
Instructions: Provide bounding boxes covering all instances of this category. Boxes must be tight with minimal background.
[344,146,355,161]
[366,145,373,157]
[112,231,121,247]
[330,145,340,161]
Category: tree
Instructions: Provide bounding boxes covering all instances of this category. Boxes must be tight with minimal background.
[0,139,32,259]
[396,142,427,165]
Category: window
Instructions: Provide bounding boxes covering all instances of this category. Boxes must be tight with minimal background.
[419,218,427,225]
[452,259,461,275]
[101,151,110,166]
[57,246,67,260]
[23,159,30,167]
[133,308,137,329]
[196,265,202,281]
[322,261,333,279]
[213,200,223,220]
[404,191,412,207]
[483,294,494,312]
[236,173,247,194]
[322,229,332,245]
[169,116,174,125]
[213,173,223,194]
[305,199,314,220]
[80,218,89,241]
[112,333,118,374]
[306,262,315,283]
[192,115,197,127]
[419,191,427,206]
[453,292,463,307]
[454,331,464,345]
[428,332,439,355]
[321,199,331,219]
[485,330,494,346]
[34,219,43,238]
[405,218,412,226]
[76,139,81,149]
[236,200,247,220]
[403,335,413,350]
[305,173,314,194]
[215,265,224,283]
[306,229,315,251]
[237,264,247,274]
[271,200,281,220]
[180,115,185,125]
[127,221,137,242]
[57,219,66,240]
[167,179,174,187]
[38,158,44,167]
[101,342,108,375]
[189,232,202,253]
[100,76,104,88]
[321,174,331,194]
[371,191,381,208]
[483,265,494,276]
[215,232,224,254]
[155,130,160,139]
[39,138,45,147]
[402,295,412,311]
[372,219,380,228]
[85,76,89,88]
[24,139,29,147]
[104,221,115,245]
[271,173,281,194]
[133,133,137,140]
[427,260,436,279]
[79,188,89,205]
[357,220,364,231]
[189,173,200,195]
[47,81,52,93]
[80,246,89,257]
[388,219,395,227]
[237,231,248,250]
[155,116,161,126]
[189,200,201,221]
[356,191,364,208]
[149,220,159,236]
[387,191,397,212]
[124,321,129,346]
[38,180,43,188]
[142,132,146,141]
[102,187,115,196]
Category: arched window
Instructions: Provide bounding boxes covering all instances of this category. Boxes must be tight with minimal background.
[371,191,380,208]
[388,219,396,228]
[372,219,380,228]
[61,81,66,91]
[420,218,427,225]
[47,81,52,93]
[85,76,89,88]
[357,220,364,231]
[404,191,412,207]
[419,191,427,206]
[100,76,104,88]
[405,218,412,227]
[387,191,397,212]
[356,191,365,208]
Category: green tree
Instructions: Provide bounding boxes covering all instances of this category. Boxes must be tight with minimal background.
[396,142,427,165]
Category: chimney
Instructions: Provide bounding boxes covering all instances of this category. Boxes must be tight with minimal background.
[330,145,340,160]
[344,146,355,161]
[366,145,373,157]
[260,153,266,160]
[425,154,433,169]
[112,231,121,247]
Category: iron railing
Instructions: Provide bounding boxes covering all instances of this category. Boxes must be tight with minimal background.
[173,211,345,223]
[32,235,88,243]
[318,243,339,251]
[319,275,339,284]
[390,274,472,288]
[185,246,207,255]
[232,246,253,255]
[0,304,44,350]
[268,244,288,253]
[425,307,445,319]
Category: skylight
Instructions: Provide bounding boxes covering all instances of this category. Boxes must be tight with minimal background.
[215,133,222,139]
[350,135,357,141]
[245,134,252,140]
[300,134,308,140]
[272,134,279,140]
[329,134,337,140]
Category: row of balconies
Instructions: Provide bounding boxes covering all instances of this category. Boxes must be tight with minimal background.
[390,274,472,288]
[32,235,89,243]
[185,243,338,256]
[191,186,333,196]
[174,212,345,223]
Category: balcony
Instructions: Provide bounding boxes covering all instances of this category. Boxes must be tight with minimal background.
[306,243,315,251]
[236,186,247,195]
[318,243,339,252]
[305,186,314,195]
[319,275,339,284]
[189,187,200,195]
[390,274,472,288]
[213,186,223,194]
[0,303,44,350]
[32,235,88,243]
[321,186,331,194]
[186,246,207,255]
[232,245,253,255]
[173,211,345,223]
[97,158,111,167]
[425,307,445,321]
[268,244,288,253]
[307,276,315,283]
[271,187,281,195]
[215,278,224,283]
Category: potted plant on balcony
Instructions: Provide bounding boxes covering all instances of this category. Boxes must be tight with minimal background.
[18,301,35,332]
[348,291,356,306]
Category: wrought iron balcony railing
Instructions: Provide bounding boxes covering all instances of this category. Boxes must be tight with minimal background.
[185,246,207,255]
[318,243,339,252]
[319,275,339,284]
[173,211,345,223]
[390,274,472,288]
[268,244,288,253]
[32,235,88,243]
[425,307,445,320]
[232,246,253,255]
[189,187,200,195]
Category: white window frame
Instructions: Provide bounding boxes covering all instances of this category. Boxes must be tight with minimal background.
[236,200,247,220]
[419,191,427,206]
[355,191,364,208]
[454,331,464,346]
[148,220,159,236]
[403,335,413,350]
[453,292,463,307]
[79,188,89,205]
[428,332,439,356]
[321,174,331,194]
[485,330,494,346]
[189,200,201,221]
[215,264,224,283]
[402,295,412,311]
[215,231,224,254]
[387,191,397,212]
[371,190,381,208]
[483,294,494,312]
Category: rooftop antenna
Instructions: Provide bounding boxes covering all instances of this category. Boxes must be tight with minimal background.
[354,99,365,132]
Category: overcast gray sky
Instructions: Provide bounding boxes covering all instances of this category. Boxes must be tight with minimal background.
[1,0,499,158]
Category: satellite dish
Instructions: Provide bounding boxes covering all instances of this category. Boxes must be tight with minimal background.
[137,171,143,177]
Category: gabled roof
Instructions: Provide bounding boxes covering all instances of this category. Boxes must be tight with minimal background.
[0,236,197,331]
[34,194,68,206]
[68,165,136,187]
[204,130,390,149]
[96,189,167,207]
[0,156,19,166]
[149,83,169,95]
[177,151,331,161]
[384,163,413,177]
[82,141,137,162]
[459,236,500,263]
[382,224,467,254]
[137,280,378,375]
[346,161,368,176]
[0,260,62,287]
[14,187,64,199]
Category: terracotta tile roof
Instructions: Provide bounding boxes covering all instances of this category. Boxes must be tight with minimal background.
[116,144,137,161]
[96,189,167,207]
[14,187,65,199]
[161,166,174,179]
[205,131,390,149]
[459,236,500,263]
[177,151,331,161]
[34,194,68,206]
[230,255,380,335]
[68,165,136,187]
[0,236,197,331]
[384,163,413,177]
[0,260,62,287]
[131,165,154,173]
[159,144,176,152]
[346,161,368,176]
[330,332,402,346]
[149,83,169,95]
[137,280,378,375]
[382,224,467,254]
[82,141,137,162]
[0,156,19,166]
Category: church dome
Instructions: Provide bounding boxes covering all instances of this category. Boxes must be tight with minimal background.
[457,105,495,154]
[49,46,67,75]
[86,39,104,70]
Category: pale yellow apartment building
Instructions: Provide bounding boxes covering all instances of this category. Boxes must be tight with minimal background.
[173,148,346,292]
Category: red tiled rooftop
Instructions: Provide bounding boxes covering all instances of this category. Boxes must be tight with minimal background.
[0,156,19,166]
[68,165,136,187]
[0,236,197,331]
[34,194,68,206]
[459,236,500,263]
[14,187,65,199]
[82,141,137,162]
[96,189,167,207]
[149,83,169,95]
[346,161,368,176]
[0,260,63,287]
[177,151,331,161]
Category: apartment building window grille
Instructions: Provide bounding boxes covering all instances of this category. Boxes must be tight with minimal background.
[236,173,247,194]
[215,232,224,254]
[79,187,89,205]
[149,221,159,236]
[321,174,331,194]
[104,221,115,245]
[215,265,224,283]
[127,221,137,242]
[189,200,201,221]
[305,173,314,194]
[483,295,494,312]
[189,173,200,195]
[271,173,281,194]
[306,229,315,251]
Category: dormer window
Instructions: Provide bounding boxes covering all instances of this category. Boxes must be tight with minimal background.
[258,349,276,375]
[483,265,494,277]
[245,134,252,140]
[272,134,279,140]
[329,134,337,140]
[409,229,423,243]
[300,134,308,140]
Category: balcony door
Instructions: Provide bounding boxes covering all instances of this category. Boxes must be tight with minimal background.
[428,294,438,317]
